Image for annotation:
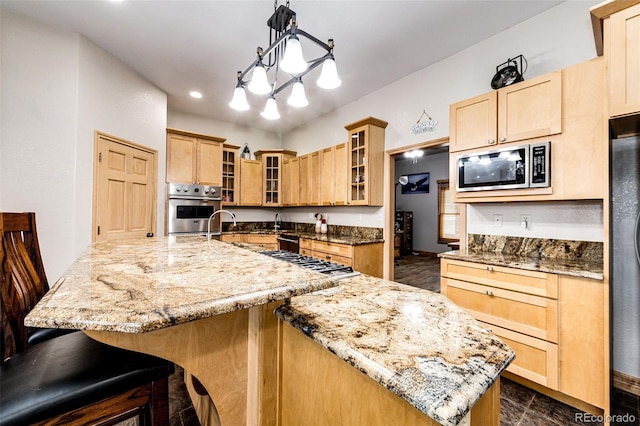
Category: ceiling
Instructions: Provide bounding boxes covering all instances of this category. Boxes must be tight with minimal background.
[1,0,564,134]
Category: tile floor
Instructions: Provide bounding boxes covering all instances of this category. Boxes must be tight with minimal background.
[166,254,640,426]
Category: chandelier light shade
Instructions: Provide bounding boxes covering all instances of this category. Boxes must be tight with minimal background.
[229,1,340,119]
[247,62,272,95]
[261,96,281,120]
[317,58,341,89]
[288,79,309,107]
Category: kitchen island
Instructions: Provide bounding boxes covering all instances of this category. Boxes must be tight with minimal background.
[25,236,514,426]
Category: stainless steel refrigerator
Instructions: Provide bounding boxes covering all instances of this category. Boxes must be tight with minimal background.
[611,136,640,378]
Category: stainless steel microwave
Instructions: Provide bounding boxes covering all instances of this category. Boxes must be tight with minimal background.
[456,141,550,192]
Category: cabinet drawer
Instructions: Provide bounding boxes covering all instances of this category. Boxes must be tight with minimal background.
[310,240,353,257]
[441,259,558,299]
[443,278,558,343]
[312,251,352,267]
[246,234,278,245]
[221,233,245,243]
[480,322,558,390]
[300,248,312,257]
[300,239,312,249]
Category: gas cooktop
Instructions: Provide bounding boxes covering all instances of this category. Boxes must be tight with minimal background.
[258,250,360,279]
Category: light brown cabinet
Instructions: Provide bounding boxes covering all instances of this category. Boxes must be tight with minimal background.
[255,150,297,207]
[238,158,263,206]
[449,72,562,153]
[320,143,348,206]
[451,58,605,202]
[441,258,607,412]
[298,151,321,206]
[166,129,224,185]
[608,2,640,117]
[300,238,383,278]
[220,233,278,250]
[345,117,387,206]
[222,144,239,206]
[282,157,300,207]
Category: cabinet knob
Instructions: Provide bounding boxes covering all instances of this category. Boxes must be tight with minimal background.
[487,266,494,272]
[486,290,494,296]
[488,139,496,145]
[499,137,507,142]
[326,255,332,260]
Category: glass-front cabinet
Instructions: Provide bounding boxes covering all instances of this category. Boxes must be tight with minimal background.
[254,150,297,207]
[345,117,388,206]
[222,143,239,206]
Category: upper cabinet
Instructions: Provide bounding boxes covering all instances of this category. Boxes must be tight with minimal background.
[320,143,348,206]
[345,117,388,206]
[298,151,322,207]
[222,144,239,206]
[451,58,606,203]
[608,3,640,117]
[238,158,263,206]
[282,157,300,207]
[449,72,562,153]
[254,150,296,207]
[166,129,224,186]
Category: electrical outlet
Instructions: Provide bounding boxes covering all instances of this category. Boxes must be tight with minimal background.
[493,214,503,227]
[521,215,531,229]
[377,213,383,221]
[308,213,314,219]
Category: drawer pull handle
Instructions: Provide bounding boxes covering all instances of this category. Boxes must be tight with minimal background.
[486,290,494,296]
[487,266,494,272]
[326,255,332,260]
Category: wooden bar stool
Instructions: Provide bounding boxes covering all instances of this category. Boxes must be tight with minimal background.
[0,212,175,425]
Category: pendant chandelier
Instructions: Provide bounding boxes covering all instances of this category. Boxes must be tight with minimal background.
[228,1,341,120]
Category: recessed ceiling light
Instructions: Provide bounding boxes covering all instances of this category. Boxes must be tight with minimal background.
[189,91,203,99]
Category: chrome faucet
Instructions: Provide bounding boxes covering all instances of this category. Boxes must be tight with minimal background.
[274,213,282,230]
[207,210,237,241]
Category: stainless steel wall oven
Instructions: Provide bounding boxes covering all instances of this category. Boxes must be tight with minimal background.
[168,183,221,236]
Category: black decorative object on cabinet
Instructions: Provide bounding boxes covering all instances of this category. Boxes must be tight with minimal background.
[395,211,413,256]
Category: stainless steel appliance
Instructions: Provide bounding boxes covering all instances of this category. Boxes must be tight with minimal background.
[611,135,640,379]
[258,250,359,279]
[277,234,300,253]
[456,141,550,192]
[167,183,221,236]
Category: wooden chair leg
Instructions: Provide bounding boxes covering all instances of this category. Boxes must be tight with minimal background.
[149,376,170,426]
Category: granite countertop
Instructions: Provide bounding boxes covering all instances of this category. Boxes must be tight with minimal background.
[275,275,515,426]
[438,249,604,280]
[24,236,337,333]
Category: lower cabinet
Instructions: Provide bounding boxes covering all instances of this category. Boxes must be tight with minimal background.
[300,238,383,278]
[441,259,606,413]
[220,233,278,250]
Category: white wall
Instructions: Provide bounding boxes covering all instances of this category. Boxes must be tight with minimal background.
[0,11,167,282]
[281,0,599,227]
[395,151,450,253]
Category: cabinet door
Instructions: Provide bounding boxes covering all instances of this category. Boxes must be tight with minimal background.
[239,159,262,206]
[449,92,498,152]
[222,147,238,206]
[263,154,282,206]
[290,157,300,206]
[197,139,222,185]
[320,147,334,206]
[299,154,310,206]
[309,151,321,206]
[282,158,291,206]
[497,71,562,143]
[166,133,197,183]
[609,3,640,117]
[348,127,368,205]
[332,143,348,206]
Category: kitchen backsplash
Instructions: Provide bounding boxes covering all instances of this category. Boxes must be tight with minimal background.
[467,234,603,263]
[222,222,383,240]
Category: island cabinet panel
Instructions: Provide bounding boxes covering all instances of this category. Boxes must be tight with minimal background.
[278,321,500,426]
[449,71,561,153]
[441,258,607,414]
[608,3,640,117]
[166,130,224,186]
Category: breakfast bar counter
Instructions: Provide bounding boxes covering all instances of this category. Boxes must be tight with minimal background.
[26,236,514,426]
